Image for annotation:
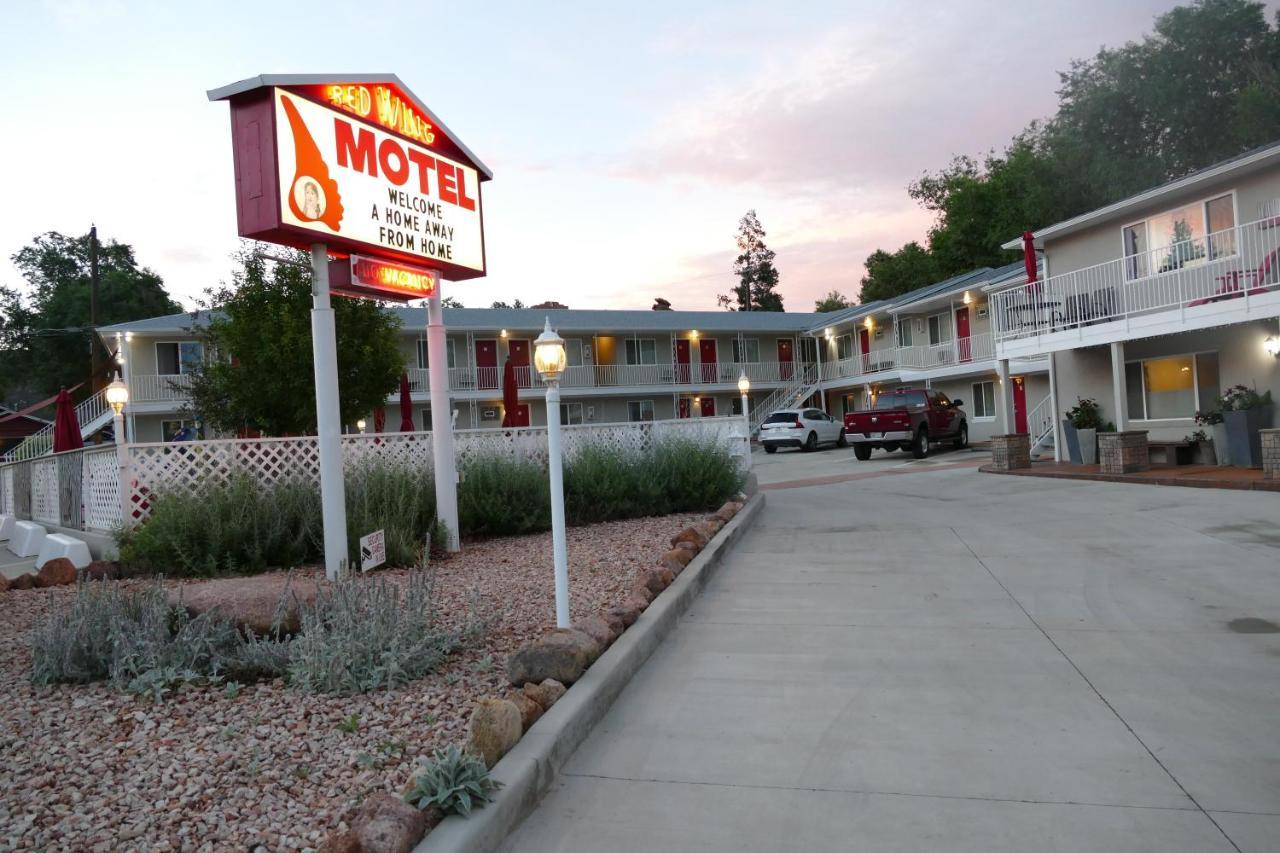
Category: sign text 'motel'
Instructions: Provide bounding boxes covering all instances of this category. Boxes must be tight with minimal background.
[209,74,492,292]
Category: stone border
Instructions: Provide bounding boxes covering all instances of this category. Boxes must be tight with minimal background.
[415,492,766,853]
[979,462,1280,492]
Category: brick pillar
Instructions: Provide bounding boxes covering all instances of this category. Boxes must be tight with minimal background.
[990,434,1031,471]
[1099,430,1149,474]
[1262,429,1280,480]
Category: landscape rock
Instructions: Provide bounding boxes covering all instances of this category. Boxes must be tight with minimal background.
[35,558,77,588]
[697,519,723,540]
[522,677,567,711]
[621,593,650,615]
[0,575,9,593]
[506,629,600,686]
[607,602,640,628]
[657,556,686,577]
[347,791,428,853]
[466,698,523,768]
[80,560,119,582]
[629,581,654,604]
[171,573,320,637]
[662,547,694,567]
[675,540,700,557]
[575,615,617,651]
[636,567,668,596]
[715,501,742,523]
[9,573,36,591]
[600,609,626,637]
[671,527,709,550]
[506,689,545,731]
[316,830,360,853]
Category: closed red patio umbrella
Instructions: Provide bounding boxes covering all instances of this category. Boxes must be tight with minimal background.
[1023,231,1040,292]
[52,388,84,453]
[500,358,519,428]
[398,373,414,432]
[373,406,386,434]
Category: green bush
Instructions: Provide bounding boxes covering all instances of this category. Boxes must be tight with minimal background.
[287,565,487,694]
[118,436,743,575]
[30,579,289,698]
[405,744,502,817]
[456,455,549,537]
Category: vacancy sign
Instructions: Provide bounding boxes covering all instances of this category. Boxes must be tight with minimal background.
[360,529,386,573]
[210,75,492,282]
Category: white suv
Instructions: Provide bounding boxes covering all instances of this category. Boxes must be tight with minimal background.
[759,408,847,454]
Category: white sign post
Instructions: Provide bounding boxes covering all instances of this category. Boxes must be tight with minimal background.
[360,529,386,573]
[311,244,349,580]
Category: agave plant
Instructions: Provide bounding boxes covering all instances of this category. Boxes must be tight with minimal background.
[404,744,502,817]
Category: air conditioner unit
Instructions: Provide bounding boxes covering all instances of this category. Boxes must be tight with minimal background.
[977,307,989,318]
[481,408,499,420]
[915,319,926,333]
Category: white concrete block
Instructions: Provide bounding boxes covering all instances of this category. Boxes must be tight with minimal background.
[10,521,46,557]
[0,513,15,541]
[36,534,92,570]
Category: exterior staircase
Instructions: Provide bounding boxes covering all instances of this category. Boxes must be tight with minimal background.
[1027,395,1056,459]
[1,390,113,462]
[749,365,818,437]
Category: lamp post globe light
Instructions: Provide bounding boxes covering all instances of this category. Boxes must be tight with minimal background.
[737,373,752,469]
[105,375,129,443]
[535,318,572,628]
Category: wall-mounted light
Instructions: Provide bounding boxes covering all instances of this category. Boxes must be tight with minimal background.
[864,317,874,330]
[124,331,133,342]
[694,396,701,404]
[1265,335,1280,357]
[963,291,972,305]
[824,328,833,339]
[500,329,508,338]
[690,330,699,339]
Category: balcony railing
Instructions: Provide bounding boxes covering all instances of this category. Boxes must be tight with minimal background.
[992,215,1280,344]
[404,361,808,393]
[132,373,195,402]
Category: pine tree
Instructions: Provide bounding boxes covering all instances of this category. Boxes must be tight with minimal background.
[718,210,784,311]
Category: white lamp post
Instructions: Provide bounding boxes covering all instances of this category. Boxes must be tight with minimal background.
[105,375,129,444]
[356,418,367,434]
[534,318,571,628]
[738,373,752,470]
[105,374,131,524]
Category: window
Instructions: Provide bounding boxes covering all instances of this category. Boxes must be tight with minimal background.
[971,381,996,419]
[627,400,654,422]
[927,314,950,346]
[156,342,203,375]
[565,339,584,366]
[560,402,584,425]
[836,334,853,361]
[416,339,456,370]
[624,339,656,365]
[1123,193,1235,280]
[731,338,760,363]
[897,322,913,348]
[420,409,431,431]
[1124,352,1220,420]
[161,419,202,441]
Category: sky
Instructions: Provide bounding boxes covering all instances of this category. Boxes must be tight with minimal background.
[0,0,1187,314]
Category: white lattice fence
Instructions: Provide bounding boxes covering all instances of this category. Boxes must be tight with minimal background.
[82,448,122,532]
[122,416,746,525]
[30,458,59,526]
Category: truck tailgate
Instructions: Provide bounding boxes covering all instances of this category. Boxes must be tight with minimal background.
[845,410,912,433]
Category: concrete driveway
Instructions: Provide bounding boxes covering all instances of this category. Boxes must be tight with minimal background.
[500,467,1280,852]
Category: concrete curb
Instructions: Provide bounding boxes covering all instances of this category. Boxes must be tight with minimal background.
[415,493,767,853]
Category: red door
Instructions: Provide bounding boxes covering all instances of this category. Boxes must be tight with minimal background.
[858,329,871,370]
[777,338,793,380]
[507,403,530,427]
[678,398,691,419]
[475,339,498,390]
[675,339,691,383]
[955,307,972,362]
[1012,376,1028,434]
[508,339,531,388]
[699,339,717,383]
[700,396,716,417]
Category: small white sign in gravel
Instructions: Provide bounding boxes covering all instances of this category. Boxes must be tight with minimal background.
[359,530,386,573]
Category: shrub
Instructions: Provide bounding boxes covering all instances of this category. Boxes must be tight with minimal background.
[345,461,437,566]
[404,744,502,817]
[456,455,549,537]
[30,579,286,698]
[647,435,745,514]
[1064,398,1104,430]
[287,563,488,694]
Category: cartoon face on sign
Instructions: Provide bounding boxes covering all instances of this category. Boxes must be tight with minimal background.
[279,94,344,230]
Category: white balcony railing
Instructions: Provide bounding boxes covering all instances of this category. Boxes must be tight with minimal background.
[132,373,195,402]
[991,215,1280,344]
[403,361,809,394]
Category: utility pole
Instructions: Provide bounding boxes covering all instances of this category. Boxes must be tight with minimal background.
[89,225,100,391]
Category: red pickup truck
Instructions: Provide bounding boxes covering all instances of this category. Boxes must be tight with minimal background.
[844,388,968,460]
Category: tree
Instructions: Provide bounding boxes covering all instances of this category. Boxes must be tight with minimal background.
[857,242,940,303]
[187,246,404,436]
[718,210,784,311]
[490,299,525,309]
[814,290,851,312]
[0,230,180,402]
[440,296,464,308]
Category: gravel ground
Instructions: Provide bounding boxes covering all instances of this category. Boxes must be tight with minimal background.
[0,512,704,852]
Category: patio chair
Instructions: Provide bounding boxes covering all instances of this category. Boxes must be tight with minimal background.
[1062,293,1093,328]
[1189,248,1279,307]
[1092,287,1118,321]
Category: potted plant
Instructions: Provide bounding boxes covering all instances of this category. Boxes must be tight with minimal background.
[1194,409,1227,466]
[1218,385,1275,468]
[1186,429,1216,465]
[1064,398,1104,464]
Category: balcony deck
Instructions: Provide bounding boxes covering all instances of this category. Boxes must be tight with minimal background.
[992,215,1280,358]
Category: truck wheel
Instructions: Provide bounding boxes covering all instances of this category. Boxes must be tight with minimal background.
[765,445,777,454]
[912,427,929,459]
[802,431,817,452]
[837,431,848,448]
[853,444,872,461]
[953,422,969,449]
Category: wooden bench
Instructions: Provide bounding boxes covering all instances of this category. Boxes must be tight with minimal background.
[1148,440,1195,466]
